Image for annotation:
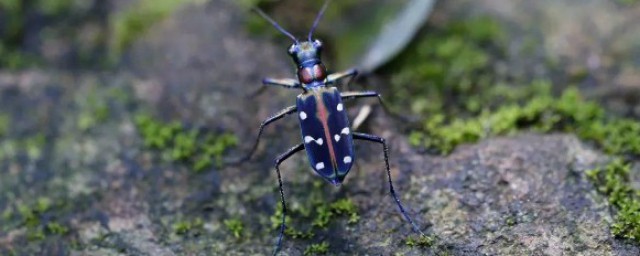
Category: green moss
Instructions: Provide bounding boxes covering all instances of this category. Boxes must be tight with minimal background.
[15,197,53,229]
[329,198,359,224]
[259,0,640,247]
[304,241,329,255]
[200,133,238,170]
[270,195,359,241]
[223,218,244,239]
[310,198,359,229]
[46,222,69,235]
[384,17,640,242]
[384,14,640,157]
[0,0,81,68]
[0,0,28,68]
[18,204,39,228]
[26,228,46,241]
[9,197,73,241]
[134,114,237,172]
[173,218,204,236]
[1,207,12,221]
[0,132,48,161]
[35,0,75,15]
[580,119,640,155]
[23,133,46,159]
[171,130,199,161]
[384,16,505,116]
[311,204,332,228]
[136,115,180,149]
[505,216,516,226]
[612,200,640,241]
[36,197,52,213]
[409,84,640,155]
[269,202,288,230]
[284,227,315,239]
[617,0,640,5]
[586,159,640,241]
[0,0,21,10]
[78,100,110,131]
[405,235,435,247]
[0,114,9,137]
[270,203,314,239]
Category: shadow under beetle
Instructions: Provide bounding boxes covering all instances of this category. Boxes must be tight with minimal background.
[241,1,425,254]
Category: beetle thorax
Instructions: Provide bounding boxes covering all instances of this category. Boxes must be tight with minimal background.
[288,41,327,86]
[297,63,327,85]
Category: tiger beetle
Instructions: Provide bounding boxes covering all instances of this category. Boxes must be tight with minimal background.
[242,1,425,254]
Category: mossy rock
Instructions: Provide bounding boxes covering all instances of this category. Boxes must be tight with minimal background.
[2,0,640,255]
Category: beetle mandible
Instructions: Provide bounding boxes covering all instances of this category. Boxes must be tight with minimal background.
[239,1,425,254]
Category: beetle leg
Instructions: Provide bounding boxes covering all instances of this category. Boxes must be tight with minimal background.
[352,132,425,236]
[340,91,415,123]
[226,105,297,165]
[340,90,382,102]
[273,143,305,256]
[248,78,302,98]
[263,78,301,89]
[340,91,389,110]
[327,68,358,89]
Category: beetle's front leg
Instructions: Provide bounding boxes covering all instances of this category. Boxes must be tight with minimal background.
[327,68,358,88]
[340,91,386,112]
[340,91,415,123]
[340,90,381,101]
[262,78,301,89]
[249,78,302,97]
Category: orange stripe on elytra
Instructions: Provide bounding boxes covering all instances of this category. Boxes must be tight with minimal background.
[315,91,338,171]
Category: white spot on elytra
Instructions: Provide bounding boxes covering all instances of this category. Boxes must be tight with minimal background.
[304,136,323,145]
[341,127,350,135]
[337,103,344,111]
[334,134,340,142]
[299,111,307,120]
[316,162,325,170]
[343,156,352,164]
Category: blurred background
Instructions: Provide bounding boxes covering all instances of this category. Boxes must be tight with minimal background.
[1,0,640,255]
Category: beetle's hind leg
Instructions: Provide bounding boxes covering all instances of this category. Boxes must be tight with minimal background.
[272,143,305,256]
[352,132,425,236]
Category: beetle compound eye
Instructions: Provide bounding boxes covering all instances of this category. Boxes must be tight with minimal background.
[288,44,296,55]
[313,64,326,80]
[298,68,314,84]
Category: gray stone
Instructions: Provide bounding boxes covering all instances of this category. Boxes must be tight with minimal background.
[2,0,640,255]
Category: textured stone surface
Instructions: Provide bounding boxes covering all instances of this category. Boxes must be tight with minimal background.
[1,0,640,255]
[401,134,635,255]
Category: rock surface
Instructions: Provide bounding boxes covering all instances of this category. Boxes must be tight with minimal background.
[1,0,640,255]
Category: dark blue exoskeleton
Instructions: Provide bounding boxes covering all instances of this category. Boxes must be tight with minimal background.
[238,1,425,254]
[297,86,355,184]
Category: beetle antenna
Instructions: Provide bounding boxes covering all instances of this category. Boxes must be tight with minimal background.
[253,7,298,43]
[308,0,331,42]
